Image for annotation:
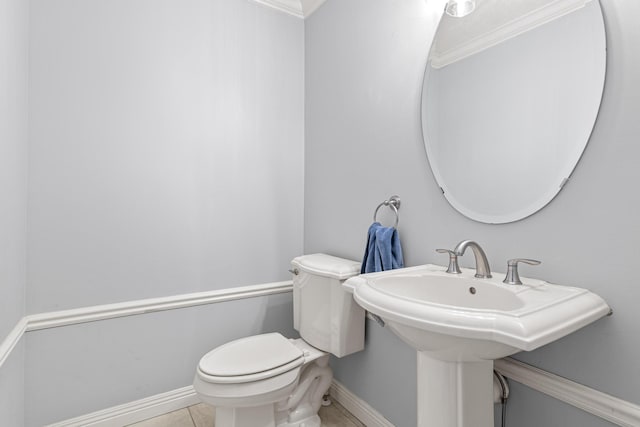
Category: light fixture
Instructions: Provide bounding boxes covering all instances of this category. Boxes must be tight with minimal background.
[446,0,476,17]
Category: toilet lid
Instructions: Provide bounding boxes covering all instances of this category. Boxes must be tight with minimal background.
[199,333,303,377]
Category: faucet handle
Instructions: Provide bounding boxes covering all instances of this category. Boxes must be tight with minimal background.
[436,249,462,274]
[503,258,541,285]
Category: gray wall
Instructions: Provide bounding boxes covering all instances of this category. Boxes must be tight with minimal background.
[24,0,303,424]
[0,0,28,342]
[28,0,304,312]
[0,342,25,425]
[0,0,29,424]
[305,0,639,426]
[25,293,296,426]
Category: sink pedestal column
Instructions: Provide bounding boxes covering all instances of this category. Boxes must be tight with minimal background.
[417,352,493,427]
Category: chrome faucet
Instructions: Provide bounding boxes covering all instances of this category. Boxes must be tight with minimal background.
[454,240,492,279]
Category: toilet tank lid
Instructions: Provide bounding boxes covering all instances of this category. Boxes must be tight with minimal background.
[199,333,302,377]
[291,253,360,280]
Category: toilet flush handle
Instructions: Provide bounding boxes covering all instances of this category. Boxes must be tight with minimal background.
[288,268,299,275]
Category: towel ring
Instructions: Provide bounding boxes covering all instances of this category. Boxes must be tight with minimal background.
[373,195,401,228]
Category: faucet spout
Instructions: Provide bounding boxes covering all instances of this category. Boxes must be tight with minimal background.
[454,240,492,279]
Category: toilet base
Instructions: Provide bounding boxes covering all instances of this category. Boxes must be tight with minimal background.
[215,406,321,427]
[216,404,278,427]
[277,414,321,427]
[209,360,330,427]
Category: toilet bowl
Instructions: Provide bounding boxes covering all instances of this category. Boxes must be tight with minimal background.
[193,254,365,427]
[195,334,331,427]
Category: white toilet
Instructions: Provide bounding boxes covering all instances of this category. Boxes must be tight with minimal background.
[193,253,365,427]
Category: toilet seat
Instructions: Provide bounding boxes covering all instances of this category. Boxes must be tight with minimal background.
[198,333,304,384]
[194,333,307,408]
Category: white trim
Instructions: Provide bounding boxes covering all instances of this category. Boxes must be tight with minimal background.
[26,281,293,331]
[329,379,395,427]
[32,364,640,427]
[46,386,200,427]
[250,0,326,19]
[1,281,292,370]
[4,284,640,427]
[299,0,326,17]
[0,317,27,368]
[431,0,591,68]
[495,358,640,427]
[47,381,383,427]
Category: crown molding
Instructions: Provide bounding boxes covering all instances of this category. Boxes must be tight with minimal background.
[431,0,591,68]
[251,0,327,19]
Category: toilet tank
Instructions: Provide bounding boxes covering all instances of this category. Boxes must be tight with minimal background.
[291,253,364,358]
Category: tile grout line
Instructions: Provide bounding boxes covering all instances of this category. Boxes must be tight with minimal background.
[186,406,197,427]
[333,401,366,427]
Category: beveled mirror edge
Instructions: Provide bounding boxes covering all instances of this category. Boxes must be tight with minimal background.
[419,0,607,224]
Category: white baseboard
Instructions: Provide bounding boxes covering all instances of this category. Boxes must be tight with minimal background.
[46,380,384,427]
[46,386,200,427]
[495,358,640,427]
[329,379,395,427]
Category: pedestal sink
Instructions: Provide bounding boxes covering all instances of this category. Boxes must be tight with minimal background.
[343,264,610,427]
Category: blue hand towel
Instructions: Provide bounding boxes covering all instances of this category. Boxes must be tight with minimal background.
[361,222,404,274]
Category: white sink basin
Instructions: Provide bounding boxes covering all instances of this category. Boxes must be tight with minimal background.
[344,264,610,360]
[344,264,611,427]
[368,274,525,311]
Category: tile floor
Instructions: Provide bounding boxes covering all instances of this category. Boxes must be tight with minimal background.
[127,400,365,427]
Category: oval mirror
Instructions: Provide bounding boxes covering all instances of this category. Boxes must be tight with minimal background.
[421,0,606,224]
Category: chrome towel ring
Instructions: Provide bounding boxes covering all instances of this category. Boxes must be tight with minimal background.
[373,195,401,228]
